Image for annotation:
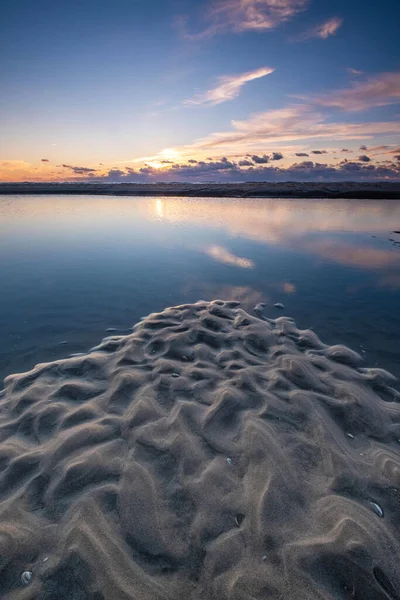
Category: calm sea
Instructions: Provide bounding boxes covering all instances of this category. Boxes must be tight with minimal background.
[1,195,399,384]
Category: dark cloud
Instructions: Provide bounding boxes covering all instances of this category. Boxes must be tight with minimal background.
[290,161,315,169]
[341,148,352,152]
[105,169,126,179]
[250,152,285,163]
[394,155,400,161]
[295,152,309,157]
[359,145,368,151]
[251,154,269,164]
[358,155,371,162]
[239,159,253,166]
[139,166,156,175]
[311,150,327,155]
[62,164,98,174]
[41,158,50,162]
[91,158,398,184]
[188,159,198,163]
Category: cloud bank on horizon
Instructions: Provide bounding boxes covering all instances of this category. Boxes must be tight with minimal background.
[0,0,399,183]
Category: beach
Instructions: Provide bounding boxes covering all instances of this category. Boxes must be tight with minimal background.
[1,300,399,599]
[1,182,400,199]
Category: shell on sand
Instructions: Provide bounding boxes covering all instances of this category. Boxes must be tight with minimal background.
[0,300,399,600]
[21,571,32,585]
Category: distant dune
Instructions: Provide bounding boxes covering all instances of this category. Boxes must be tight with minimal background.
[1,181,400,199]
[1,300,399,599]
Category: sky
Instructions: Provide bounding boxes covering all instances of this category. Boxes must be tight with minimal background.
[1,0,399,182]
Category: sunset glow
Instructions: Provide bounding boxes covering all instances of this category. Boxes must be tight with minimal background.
[1,0,399,182]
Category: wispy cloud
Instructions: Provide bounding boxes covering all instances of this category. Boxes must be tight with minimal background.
[313,72,400,111]
[184,0,310,38]
[347,68,363,76]
[176,105,400,155]
[186,67,274,106]
[311,17,343,39]
[294,16,343,41]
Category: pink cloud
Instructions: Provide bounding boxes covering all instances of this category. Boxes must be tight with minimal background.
[185,66,275,106]
[314,72,400,111]
[302,240,400,270]
[313,17,343,38]
[184,0,310,38]
[180,105,400,154]
[294,16,343,41]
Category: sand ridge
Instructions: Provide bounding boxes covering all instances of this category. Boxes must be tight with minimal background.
[0,300,400,599]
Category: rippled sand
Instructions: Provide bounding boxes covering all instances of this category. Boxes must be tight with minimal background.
[1,301,400,599]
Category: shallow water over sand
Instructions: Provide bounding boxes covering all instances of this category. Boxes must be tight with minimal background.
[1,196,400,600]
[0,195,400,382]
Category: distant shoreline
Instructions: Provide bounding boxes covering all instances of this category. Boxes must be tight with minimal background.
[1,181,400,199]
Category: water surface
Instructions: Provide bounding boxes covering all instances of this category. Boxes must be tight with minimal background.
[1,195,399,382]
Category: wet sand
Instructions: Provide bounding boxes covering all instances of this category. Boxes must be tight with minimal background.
[0,300,400,599]
[1,181,400,199]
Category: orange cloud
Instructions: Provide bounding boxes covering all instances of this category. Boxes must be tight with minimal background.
[0,160,106,183]
[0,160,39,182]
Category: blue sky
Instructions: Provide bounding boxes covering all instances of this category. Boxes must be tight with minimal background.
[0,0,399,181]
